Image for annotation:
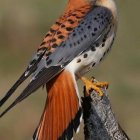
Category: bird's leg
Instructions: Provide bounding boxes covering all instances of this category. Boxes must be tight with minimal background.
[77,73,109,97]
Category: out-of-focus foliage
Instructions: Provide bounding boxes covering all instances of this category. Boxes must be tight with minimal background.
[0,0,140,139]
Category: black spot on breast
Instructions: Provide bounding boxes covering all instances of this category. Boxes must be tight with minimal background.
[77,59,81,63]
[84,35,87,38]
[101,15,104,19]
[106,48,110,53]
[77,40,80,44]
[92,63,96,67]
[91,46,95,51]
[47,59,52,65]
[102,43,105,47]
[78,25,81,28]
[94,28,97,32]
[88,26,91,29]
[94,17,97,20]
[81,37,83,41]
[83,53,88,58]
[95,43,99,47]
[106,17,109,22]
[92,33,95,37]
[103,38,106,42]
[103,52,106,57]
[100,57,103,62]
[74,42,76,46]
[101,21,104,25]
[73,33,76,37]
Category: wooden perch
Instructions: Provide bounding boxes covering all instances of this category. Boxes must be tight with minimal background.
[82,83,130,140]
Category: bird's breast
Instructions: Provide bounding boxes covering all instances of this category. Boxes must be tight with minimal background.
[66,25,115,76]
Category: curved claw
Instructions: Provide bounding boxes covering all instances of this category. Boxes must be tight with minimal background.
[77,74,108,97]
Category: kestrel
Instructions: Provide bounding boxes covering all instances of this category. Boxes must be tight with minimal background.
[0,0,117,139]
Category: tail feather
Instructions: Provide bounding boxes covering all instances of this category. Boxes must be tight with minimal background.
[33,70,82,140]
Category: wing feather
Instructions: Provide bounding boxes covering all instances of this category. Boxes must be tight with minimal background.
[0,49,47,107]
[0,66,62,117]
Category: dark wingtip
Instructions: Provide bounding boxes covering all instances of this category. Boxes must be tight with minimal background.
[0,74,26,107]
[0,102,15,118]
[0,91,15,107]
[0,98,6,107]
[0,49,47,108]
[0,110,7,118]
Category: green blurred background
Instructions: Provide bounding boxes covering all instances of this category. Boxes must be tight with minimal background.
[0,0,140,139]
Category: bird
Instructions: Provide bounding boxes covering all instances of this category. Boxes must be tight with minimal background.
[0,0,117,139]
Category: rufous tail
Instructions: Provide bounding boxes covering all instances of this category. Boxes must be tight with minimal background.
[33,70,82,140]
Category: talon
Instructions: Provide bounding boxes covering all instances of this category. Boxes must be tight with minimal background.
[77,73,108,97]
[95,82,109,89]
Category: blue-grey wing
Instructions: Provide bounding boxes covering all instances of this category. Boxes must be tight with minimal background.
[47,6,114,67]
[0,6,114,117]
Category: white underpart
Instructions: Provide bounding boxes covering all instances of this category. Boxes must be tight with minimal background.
[66,29,115,76]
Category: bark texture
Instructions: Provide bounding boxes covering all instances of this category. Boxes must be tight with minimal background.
[82,87,130,140]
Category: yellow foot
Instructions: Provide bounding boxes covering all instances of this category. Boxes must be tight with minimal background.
[77,74,109,97]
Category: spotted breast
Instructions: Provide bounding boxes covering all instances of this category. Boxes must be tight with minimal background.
[65,5,117,76]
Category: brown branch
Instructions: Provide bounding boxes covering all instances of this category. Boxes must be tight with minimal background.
[82,85,130,140]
